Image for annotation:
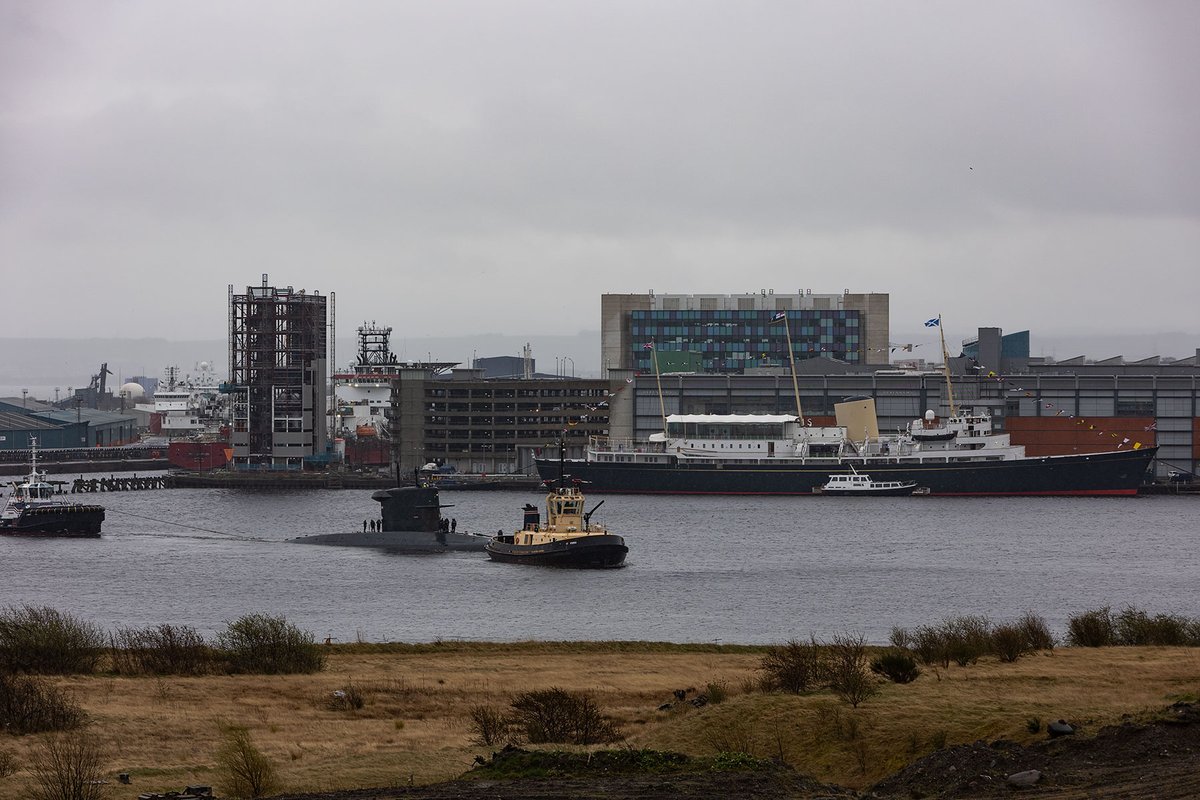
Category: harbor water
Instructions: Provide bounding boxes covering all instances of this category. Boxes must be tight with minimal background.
[2,485,1198,645]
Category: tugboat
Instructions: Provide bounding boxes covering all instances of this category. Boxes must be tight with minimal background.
[486,447,627,568]
[1,440,105,537]
[293,471,488,552]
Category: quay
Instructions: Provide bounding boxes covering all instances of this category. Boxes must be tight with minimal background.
[165,470,542,490]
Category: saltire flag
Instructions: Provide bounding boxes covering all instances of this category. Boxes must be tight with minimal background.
[1144,422,1157,431]
[924,317,940,327]
[643,342,655,349]
[771,311,787,321]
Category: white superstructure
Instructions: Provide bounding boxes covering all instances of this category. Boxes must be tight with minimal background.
[153,362,223,436]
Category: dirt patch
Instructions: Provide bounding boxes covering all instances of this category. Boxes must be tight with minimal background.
[869,701,1200,798]
[270,704,1200,800]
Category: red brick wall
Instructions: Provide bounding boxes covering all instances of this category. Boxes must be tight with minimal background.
[1004,416,1156,456]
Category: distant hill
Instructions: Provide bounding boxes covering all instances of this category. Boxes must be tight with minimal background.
[0,332,603,400]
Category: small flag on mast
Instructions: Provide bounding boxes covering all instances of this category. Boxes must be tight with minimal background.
[771,311,787,322]
[643,342,655,349]
[924,317,940,328]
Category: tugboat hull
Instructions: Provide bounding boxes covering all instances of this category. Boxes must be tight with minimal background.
[0,506,105,537]
[486,534,627,568]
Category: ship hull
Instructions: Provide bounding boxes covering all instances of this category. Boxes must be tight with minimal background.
[536,448,1157,497]
[821,484,919,497]
[485,535,628,568]
[0,506,105,537]
[293,530,489,552]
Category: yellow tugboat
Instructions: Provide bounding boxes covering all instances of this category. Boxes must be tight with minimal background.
[486,447,627,568]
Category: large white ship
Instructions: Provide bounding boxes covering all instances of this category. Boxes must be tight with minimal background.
[153,362,224,437]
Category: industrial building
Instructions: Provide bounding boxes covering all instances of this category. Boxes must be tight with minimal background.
[227,275,329,470]
[386,367,609,476]
[0,399,137,450]
[600,291,891,374]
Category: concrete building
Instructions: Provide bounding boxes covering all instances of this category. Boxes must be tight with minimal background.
[387,368,610,475]
[227,275,328,470]
[601,291,890,375]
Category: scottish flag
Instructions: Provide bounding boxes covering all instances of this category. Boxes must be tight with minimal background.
[924,317,940,328]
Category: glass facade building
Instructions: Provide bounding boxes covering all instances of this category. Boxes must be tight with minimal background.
[630,309,862,374]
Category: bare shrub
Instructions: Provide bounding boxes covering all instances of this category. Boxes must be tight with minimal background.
[940,616,992,666]
[468,705,512,746]
[29,731,107,800]
[325,683,364,711]
[0,748,16,778]
[869,650,921,683]
[1067,607,1114,647]
[214,723,280,800]
[826,634,879,708]
[216,615,324,674]
[0,673,85,734]
[990,624,1028,663]
[0,606,104,675]
[1017,612,1055,651]
[888,627,912,650]
[759,638,827,694]
[1113,606,1191,646]
[509,688,620,745]
[910,626,948,667]
[110,624,213,675]
[705,680,729,704]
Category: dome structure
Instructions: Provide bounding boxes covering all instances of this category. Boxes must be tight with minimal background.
[119,382,146,400]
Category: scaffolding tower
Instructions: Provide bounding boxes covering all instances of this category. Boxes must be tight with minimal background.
[227,274,328,470]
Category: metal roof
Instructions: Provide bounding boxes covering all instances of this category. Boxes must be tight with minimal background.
[0,411,64,430]
[31,409,136,426]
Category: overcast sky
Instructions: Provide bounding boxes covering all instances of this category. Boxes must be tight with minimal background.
[3,1,1198,347]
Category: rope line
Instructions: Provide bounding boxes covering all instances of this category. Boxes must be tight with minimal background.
[102,508,270,542]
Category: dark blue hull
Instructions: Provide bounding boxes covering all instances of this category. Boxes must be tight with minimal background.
[535,448,1157,497]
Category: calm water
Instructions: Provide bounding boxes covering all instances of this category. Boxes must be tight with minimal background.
[2,483,1197,645]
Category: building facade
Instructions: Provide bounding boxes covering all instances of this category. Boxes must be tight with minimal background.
[386,369,610,475]
[227,275,328,470]
[601,291,890,375]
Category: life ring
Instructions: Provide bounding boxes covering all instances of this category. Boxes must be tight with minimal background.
[151,450,161,459]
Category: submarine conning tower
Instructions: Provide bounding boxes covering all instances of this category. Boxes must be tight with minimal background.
[370,486,444,532]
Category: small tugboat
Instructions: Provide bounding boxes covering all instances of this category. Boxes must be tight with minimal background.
[819,465,921,497]
[1,440,105,537]
[486,447,627,568]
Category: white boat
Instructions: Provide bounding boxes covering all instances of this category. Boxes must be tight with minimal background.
[819,466,921,497]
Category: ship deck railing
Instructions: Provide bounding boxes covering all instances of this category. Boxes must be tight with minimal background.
[588,436,667,454]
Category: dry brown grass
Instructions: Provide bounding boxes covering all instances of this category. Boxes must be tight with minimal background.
[0,643,1196,797]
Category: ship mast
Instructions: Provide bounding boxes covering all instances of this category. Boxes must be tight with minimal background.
[650,343,667,436]
[772,313,806,424]
[936,314,958,417]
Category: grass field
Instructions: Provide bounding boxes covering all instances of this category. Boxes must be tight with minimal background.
[1,642,1197,798]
